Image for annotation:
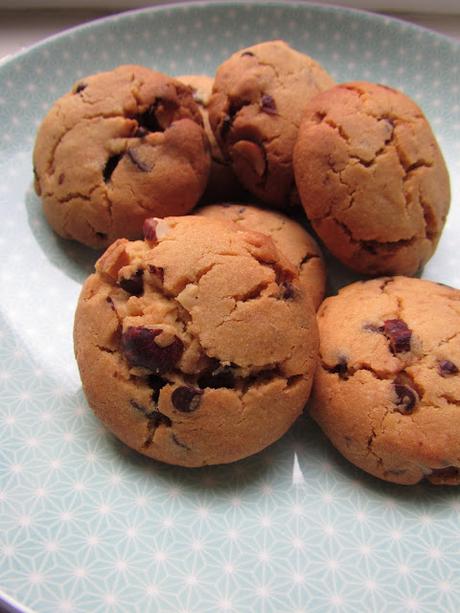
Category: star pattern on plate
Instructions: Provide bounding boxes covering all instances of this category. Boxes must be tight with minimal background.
[0,3,460,612]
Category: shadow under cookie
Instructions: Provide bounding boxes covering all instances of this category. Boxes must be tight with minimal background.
[25,184,100,285]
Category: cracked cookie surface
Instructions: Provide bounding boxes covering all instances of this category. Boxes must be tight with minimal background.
[310,276,460,485]
[74,215,319,466]
[207,40,335,208]
[197,202,326,310]
[33,65,210,248]
[293,82,450,276]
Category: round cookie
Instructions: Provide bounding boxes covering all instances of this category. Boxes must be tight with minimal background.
[208,40,335,208]
[74,215,319,467]
[33,65,210,248]
[197,203,326,310]
[177,74,246,203]
[310,276,460,485]
[293,81,450,276]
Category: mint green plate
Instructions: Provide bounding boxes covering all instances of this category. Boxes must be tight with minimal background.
[1,3,459,612]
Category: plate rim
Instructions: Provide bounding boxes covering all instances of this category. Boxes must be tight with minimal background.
[1,0,459,74]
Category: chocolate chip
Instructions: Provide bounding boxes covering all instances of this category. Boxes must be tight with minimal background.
[329,359,349,380]
[241,51,255,57]
[74,82,87,94]
[126,148,153,172]
[121,327,183,373]
[260,94,277,115]
[135,102,163,133]
[171,386,203,412]
[148,411,172,429]
[143,218,159,241]
[363,323,384,333]
[429,466,459,480]
[103,153,122,183]
[198,365,235,389]
[172,433,190,450]
[147,373,168,404]
[148,265,164,283]
[383,319,412,354]
[280,281,296,300]
[106,296,115,310]
[119,269,144,296]
[96,232,107,240]
[394,384,418,414]
[438,360,459,377]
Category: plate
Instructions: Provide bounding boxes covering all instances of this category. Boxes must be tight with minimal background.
[1,3,460,612]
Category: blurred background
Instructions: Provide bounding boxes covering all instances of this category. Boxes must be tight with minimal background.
[1,0,459,61]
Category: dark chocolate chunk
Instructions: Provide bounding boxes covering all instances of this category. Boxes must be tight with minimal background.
[171,386,203,412]
[103,153,122,183]
[280,281,296,300]
[429,466,459,480]
[383,319,412,354]
[135,102,163,133]
[198,365,235,389]
[143,218,159,241]
[74,82,87,94]
[118,269,144,296]
[394,384,418,414]
[148,411,172,429]
[147,374,168,404]
[329,359,349,380]
[148,265,164,284]
[121,326,183,373]
[260,94,277,115]
[438,360,459,377]
[127,148,153,172]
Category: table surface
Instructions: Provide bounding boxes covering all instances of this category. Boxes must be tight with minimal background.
[0,6,459,63]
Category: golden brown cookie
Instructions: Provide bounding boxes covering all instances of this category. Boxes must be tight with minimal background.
[208,40,335,208]
[33,65,210,248]
[293,82,450,276]
[74,215,319,466]
[197,203,326,310]
[311,276,460,485]
[176,74,246,203]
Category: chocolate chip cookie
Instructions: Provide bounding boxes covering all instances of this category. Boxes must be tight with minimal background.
[177,74,244,202]
[208,40,335,208]
[310,276,460,485]
[33,65,210,248]
[293,82,450,276]
[197,203,326,310]
[74,215,319,466]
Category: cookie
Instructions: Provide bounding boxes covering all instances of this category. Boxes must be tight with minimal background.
[310,276,460,485]
[74,215,319,466]
[176,74,246,203]
[293,82,450,276]
[33,65,210,248]
[197,203,326,310]
[208,40,335,208]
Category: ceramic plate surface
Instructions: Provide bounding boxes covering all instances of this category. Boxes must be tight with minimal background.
[1,2,460,612]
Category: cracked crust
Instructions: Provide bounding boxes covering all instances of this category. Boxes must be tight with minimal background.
[310,276,460,485]
[207,40,335,208]
[293,82,450,276]
[196,202,326,310]
[33,65,211,248]
[176,74,246,203]
[74,215,319,466]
